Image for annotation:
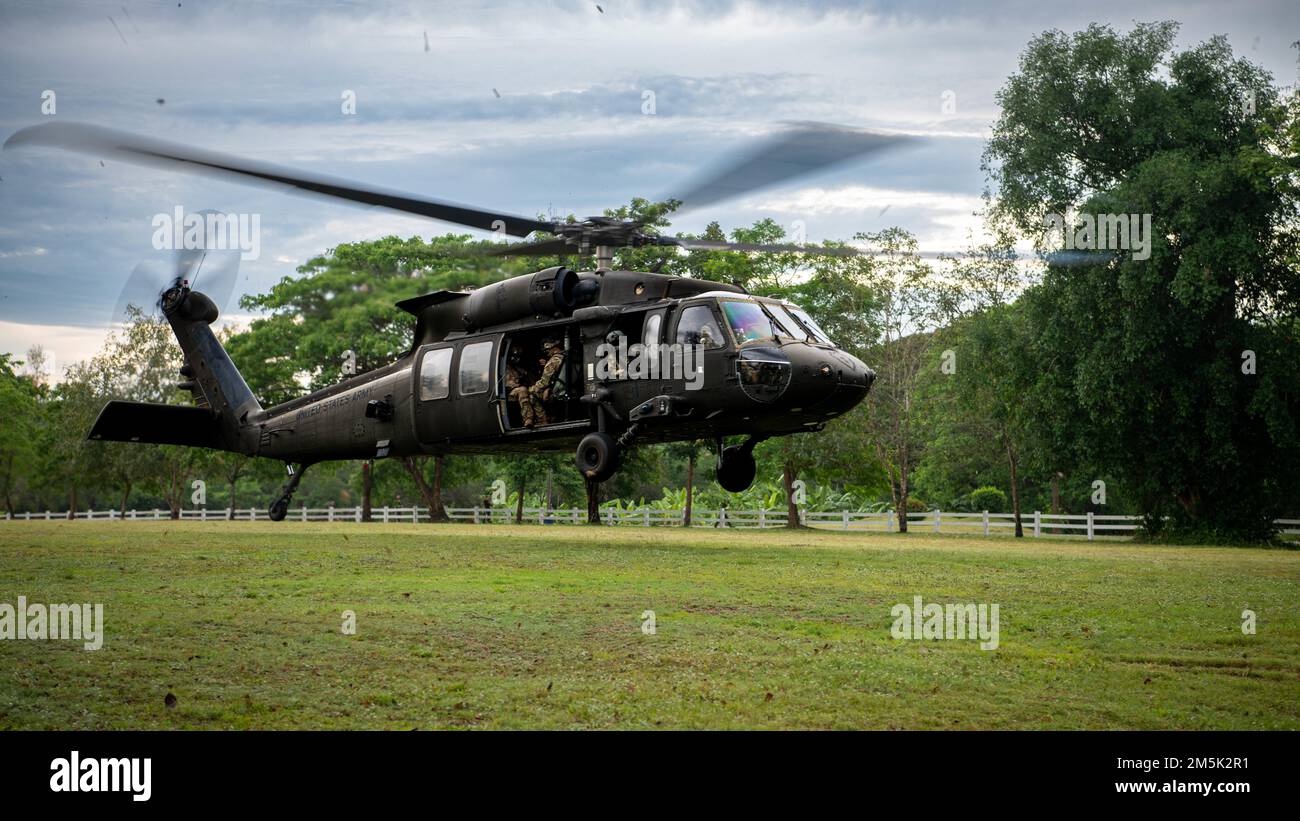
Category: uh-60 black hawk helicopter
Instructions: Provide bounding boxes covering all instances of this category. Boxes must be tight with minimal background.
[7,121,899,520]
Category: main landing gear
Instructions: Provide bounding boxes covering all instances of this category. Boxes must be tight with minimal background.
[716,436,763,493]
[268,462,312,521]
[575,432,620,482]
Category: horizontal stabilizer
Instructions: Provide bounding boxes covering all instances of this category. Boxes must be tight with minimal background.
[87,401,225,448]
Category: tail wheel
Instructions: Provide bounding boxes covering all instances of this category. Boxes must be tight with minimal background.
[716,445,757,492]
[575,432,619,482]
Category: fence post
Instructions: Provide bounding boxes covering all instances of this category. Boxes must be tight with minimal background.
[934,509,941,534]
[382,506,389,524]
[1087,511,1094,541]
[250,507,256,522]
[301,504,307,522]
[327,505,334,523]
[355,505,361,523]
[413,507,418,524]
[841,510,849,530]
[758,509,766,528]
[983,510,989,536]
[1033,510,1041,538]
[473,507,480,525]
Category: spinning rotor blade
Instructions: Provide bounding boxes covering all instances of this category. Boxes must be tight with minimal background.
[4,121,553,238]
[664,237,860,256]
[665,122,913,213]
[489,238,575,257]
[113,209,242,324]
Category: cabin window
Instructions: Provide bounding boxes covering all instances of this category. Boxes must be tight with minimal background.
[675,305,724,349]
[643,313,663,347]
[458,341,493,396]
[419,347,452,401]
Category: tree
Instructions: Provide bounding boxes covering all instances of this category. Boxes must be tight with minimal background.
[0,354,39,517]
[39,362,101,518]
[931,304,1036,535]
[852,229,952,532]
[917,237,1038,535]
[399,455,449,523]
[985,22,1300,540]
[664,440,707,526]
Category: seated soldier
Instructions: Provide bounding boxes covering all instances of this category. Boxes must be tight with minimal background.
[528,337,565,425]
[505,345,542,428]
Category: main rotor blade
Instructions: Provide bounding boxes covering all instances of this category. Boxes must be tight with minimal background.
[490,238,575,256]
[665,122,913,213]
[665,238,860,256]
[4,121,554,238]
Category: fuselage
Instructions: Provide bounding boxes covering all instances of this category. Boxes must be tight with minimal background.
[244,269,876,465]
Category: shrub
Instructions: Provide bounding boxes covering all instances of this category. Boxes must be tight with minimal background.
[968,486,1008,514]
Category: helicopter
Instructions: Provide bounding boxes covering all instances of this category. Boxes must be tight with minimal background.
[5,120,892,520]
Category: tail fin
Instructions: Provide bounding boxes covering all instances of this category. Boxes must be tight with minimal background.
[165,289,261,450]
[88,288,261,453]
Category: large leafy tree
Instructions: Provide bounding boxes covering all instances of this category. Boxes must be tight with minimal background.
[985,22,1300,540]
[0,354,40,516]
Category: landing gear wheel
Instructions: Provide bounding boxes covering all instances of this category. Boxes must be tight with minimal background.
[716,445,757,492]
[267,462,310,522]
[575,432,619,482]
[268,497,290,522]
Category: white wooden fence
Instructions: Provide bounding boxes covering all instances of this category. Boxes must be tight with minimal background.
[5,506,1299,540]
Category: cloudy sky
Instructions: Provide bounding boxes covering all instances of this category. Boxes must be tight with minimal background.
[1,0,1297,375]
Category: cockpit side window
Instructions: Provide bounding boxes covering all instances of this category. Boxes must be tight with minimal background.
[675,305,724,349]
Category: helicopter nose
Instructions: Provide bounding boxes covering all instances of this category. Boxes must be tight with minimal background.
[788,347,874,414]
[732,344,875,415]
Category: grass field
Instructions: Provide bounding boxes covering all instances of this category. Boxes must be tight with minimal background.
[0,521,1296,730]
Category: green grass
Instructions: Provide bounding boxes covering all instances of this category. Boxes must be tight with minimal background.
[0,521,1296,729]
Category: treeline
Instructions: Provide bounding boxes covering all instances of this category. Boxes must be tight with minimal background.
[2,21,1297,540]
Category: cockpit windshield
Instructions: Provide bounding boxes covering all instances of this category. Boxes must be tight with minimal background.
[719,298,835,346]
[786,304,833,345]
[765,303,809,341]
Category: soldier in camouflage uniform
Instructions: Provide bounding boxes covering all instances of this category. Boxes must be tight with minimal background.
[505,345,542,428]
[528,338,565,425]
